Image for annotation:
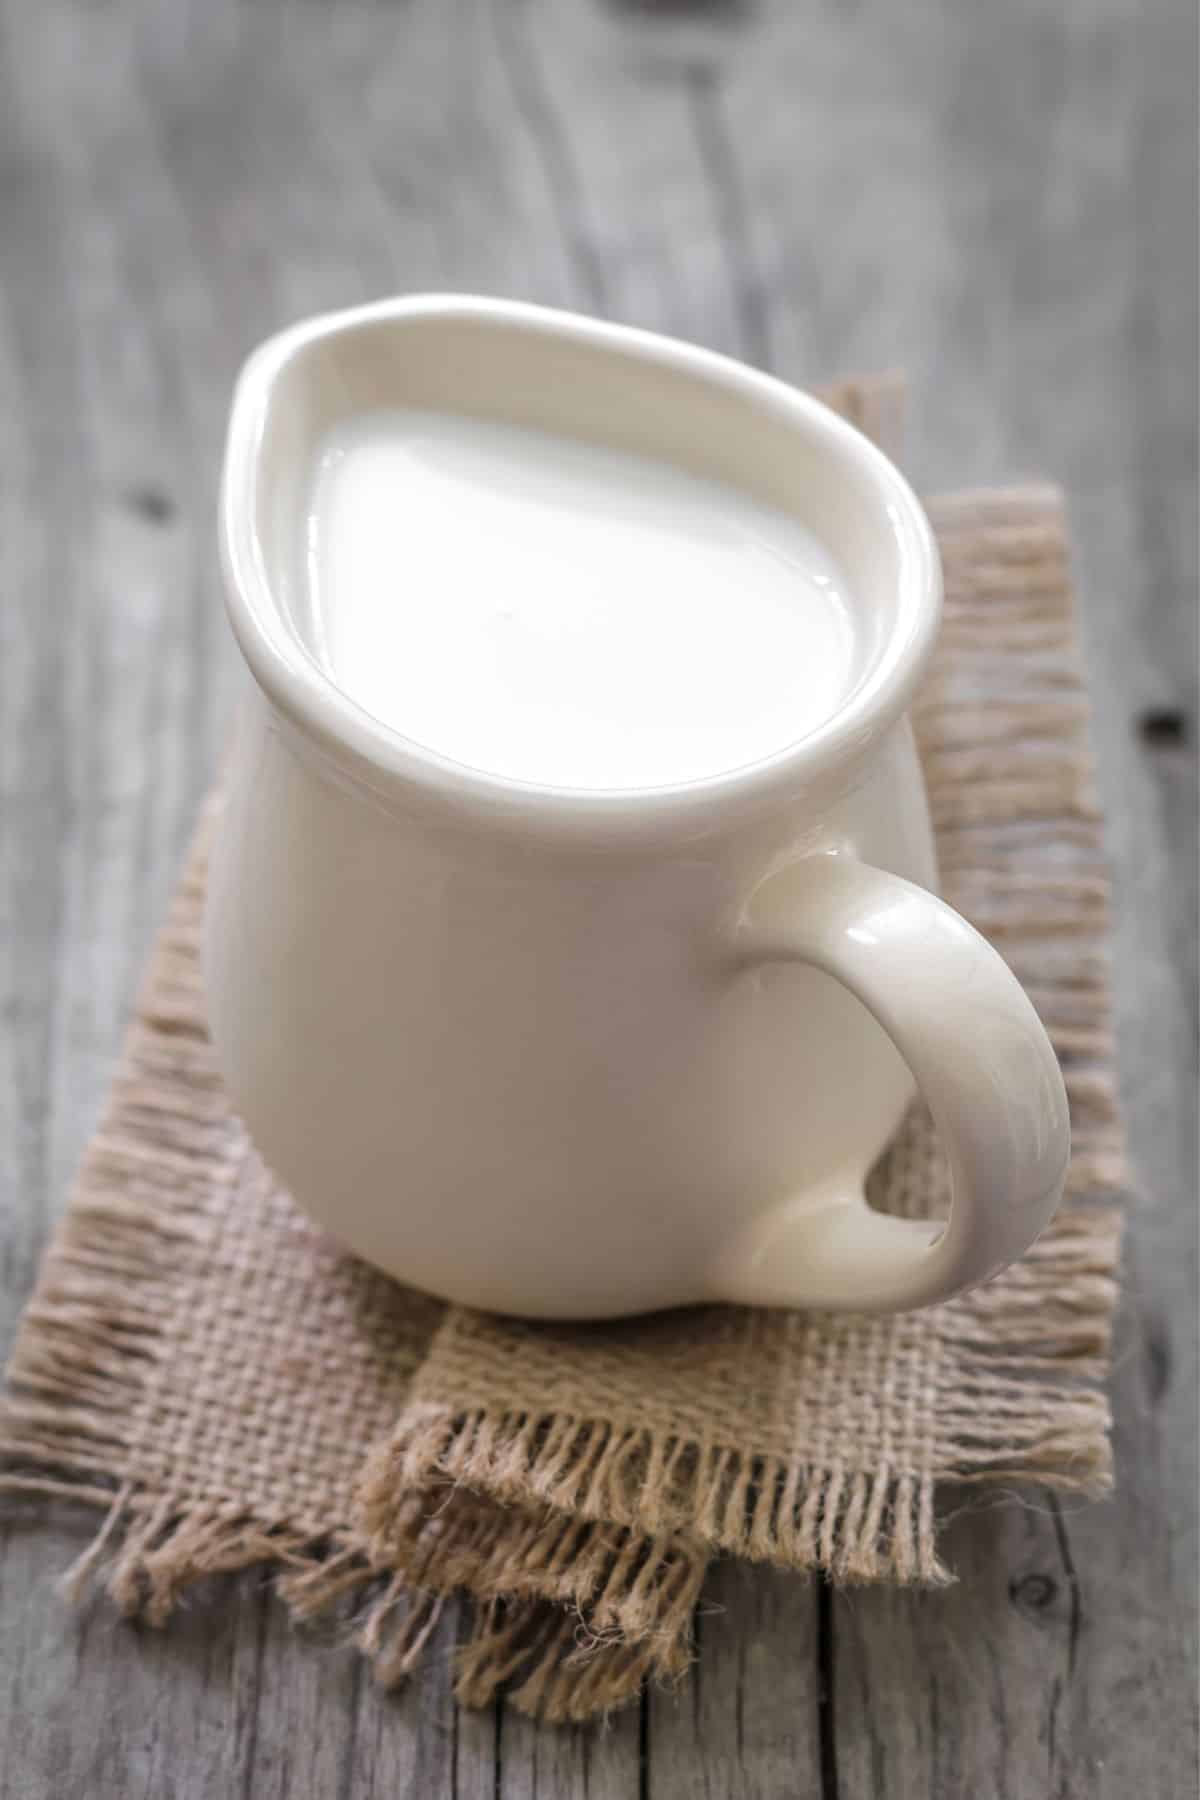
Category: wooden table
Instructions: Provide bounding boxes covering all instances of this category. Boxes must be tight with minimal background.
[2,2,1195,1793]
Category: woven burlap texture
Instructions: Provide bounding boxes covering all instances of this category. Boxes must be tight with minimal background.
[1,381,1124,1726]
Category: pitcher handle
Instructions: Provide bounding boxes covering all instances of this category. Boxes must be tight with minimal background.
[717,854,1069,1312]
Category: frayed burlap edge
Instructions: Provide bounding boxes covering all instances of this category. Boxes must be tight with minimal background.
[391,1487,708,1721]
[359,1203,1121,1590]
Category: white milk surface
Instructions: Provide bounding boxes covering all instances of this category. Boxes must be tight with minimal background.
[303,409,864,791]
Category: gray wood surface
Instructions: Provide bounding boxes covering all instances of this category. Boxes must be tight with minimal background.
[1,0,1195,1793]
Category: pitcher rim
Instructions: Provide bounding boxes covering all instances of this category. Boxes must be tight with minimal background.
[220,294,941,844]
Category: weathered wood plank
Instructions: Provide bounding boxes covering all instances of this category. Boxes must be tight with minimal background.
[1,0,1194,1795]
[812,0,1200,1778]
[648,1560,824,1798]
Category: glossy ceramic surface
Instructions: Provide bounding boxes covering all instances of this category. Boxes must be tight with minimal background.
[205,296,1069,1318]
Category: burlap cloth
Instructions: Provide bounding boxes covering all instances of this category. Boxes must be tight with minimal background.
[0,377,1125,1724]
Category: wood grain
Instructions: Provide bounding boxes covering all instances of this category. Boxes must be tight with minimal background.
[1,0,1195,1793]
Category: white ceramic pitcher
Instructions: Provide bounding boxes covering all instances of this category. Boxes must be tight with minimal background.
[205,296,1069,1319]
